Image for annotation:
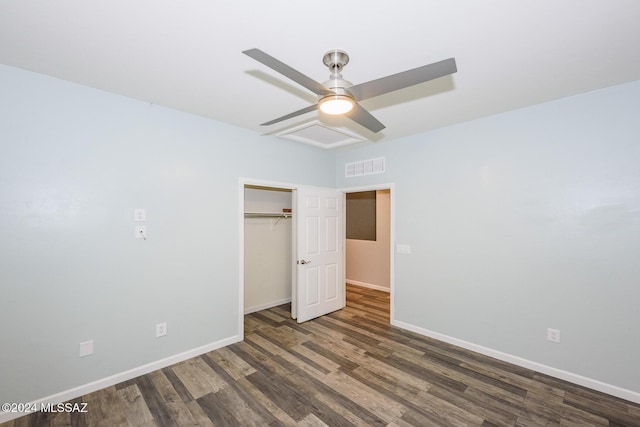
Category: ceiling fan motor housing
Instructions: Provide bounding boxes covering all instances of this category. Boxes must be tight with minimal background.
[323,49,349,73]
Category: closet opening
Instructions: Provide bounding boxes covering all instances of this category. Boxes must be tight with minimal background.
[243,185,293,315]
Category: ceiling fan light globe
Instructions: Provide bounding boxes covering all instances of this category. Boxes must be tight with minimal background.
[319,95,354,115]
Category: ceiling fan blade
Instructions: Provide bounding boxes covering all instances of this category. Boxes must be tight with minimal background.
[243,48,332,96]
[347,58,457,101]
[260,104,319,126]
[345,103,386,133]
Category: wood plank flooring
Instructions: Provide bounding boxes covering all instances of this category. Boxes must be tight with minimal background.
[3,285,640,426]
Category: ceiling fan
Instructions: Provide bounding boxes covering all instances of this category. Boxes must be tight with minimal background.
[243,48,457,133]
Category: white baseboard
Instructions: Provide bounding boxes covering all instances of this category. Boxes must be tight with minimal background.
[0,335,240,424]
[244,297,291,314]
[391,320,640,404]
[346,279,390,293]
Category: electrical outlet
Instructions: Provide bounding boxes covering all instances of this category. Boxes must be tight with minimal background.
[397,244,411,254]
[134,208,146,222]
[79,340,94,357]
[547,328,560,343]
[156,322,167,338]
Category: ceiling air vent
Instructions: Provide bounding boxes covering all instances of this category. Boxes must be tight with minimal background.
[275,120,366,149]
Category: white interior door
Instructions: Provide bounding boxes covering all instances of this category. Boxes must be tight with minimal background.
[295,186,344,323]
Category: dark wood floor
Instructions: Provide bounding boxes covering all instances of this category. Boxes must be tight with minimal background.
[4,285,640,426]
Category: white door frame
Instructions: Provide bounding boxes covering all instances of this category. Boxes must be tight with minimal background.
[339,183,395,323]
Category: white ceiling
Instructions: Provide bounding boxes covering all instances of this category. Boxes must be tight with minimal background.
[2,1,640,146]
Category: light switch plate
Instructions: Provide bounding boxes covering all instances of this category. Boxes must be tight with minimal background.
[135,225,148,239]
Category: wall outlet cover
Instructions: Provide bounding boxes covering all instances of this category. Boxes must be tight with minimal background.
[134,208,146,222]
[79,340,94,357]
[547,328,561,343]
[156,322,167,337]
[397,244,411,254]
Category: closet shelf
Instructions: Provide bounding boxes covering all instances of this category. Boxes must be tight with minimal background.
[244,212,292,218]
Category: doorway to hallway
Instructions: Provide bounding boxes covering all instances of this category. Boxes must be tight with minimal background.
[343,185,394,322]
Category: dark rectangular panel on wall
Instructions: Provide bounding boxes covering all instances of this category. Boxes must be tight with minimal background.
[346,191,376,241]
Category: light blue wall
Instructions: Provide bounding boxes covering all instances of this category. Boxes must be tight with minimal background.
[0,65,334,403]
[2,62,639,404]
[336,80,640,393]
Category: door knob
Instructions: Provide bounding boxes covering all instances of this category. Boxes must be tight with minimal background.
[299,259,311,265]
